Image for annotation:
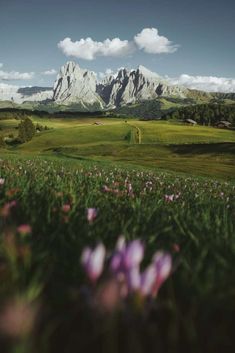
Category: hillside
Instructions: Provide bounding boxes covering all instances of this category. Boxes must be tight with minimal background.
[1,116,235,179]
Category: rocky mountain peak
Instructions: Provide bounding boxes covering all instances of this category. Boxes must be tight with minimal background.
[53,61,104,110]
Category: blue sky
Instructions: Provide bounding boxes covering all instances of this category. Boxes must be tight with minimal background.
[0,0,235,91]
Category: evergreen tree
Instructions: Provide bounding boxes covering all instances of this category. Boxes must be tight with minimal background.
[18,118,36,143]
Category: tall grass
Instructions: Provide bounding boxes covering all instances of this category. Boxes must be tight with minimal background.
[0,156,234,352]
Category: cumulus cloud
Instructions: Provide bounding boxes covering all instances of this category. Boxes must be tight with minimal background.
[167,74,235,93]
[0,69,34,81]
[58,37,133,60]
[98,68,115,79]
[134,28,178,54]
[42,69,57,75]
[58,28,178,60]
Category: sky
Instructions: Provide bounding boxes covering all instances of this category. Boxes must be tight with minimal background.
[0,0,235,92]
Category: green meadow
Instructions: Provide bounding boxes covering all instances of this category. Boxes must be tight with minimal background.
[1,117,235,179]
[0,115,235,353]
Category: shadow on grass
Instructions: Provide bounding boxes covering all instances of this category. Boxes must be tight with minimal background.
[170,142,235,155]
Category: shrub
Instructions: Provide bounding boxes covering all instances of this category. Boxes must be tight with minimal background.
[18,117,36,143]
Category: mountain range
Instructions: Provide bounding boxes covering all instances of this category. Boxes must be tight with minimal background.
[0,61,234,112]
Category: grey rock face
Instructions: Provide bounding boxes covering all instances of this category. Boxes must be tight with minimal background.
[98,65,187,108]
[53,61,105,109]
[0,62,189,109]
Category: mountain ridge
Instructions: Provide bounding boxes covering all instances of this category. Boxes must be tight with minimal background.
[0,61,234,112]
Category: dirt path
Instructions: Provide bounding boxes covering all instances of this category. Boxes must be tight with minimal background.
[126,122,142,144]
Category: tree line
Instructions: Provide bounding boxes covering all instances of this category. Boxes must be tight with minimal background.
[163,103,235,125]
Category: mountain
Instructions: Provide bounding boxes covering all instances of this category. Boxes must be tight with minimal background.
[53,61,105,110]
[0,61,234,112]
[97,65,187,108]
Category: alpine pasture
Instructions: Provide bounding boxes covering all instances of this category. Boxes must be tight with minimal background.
[0,116,235,353]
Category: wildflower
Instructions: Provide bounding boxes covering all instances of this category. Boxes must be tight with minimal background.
[17,224,32,236]
[110,238,144,273]
[124,240,144,270]
[127,267,141,292]
[87,208,98,224]
[0,178,5,185]
[0,298,37,338]
[164,194,174,202]
[0,200,17,217]
[140,264,157,297]
[62,204,71,213]
[81,244,106,283]
[152,252,172,297]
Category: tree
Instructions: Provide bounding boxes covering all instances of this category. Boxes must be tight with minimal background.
[18,118,36,143]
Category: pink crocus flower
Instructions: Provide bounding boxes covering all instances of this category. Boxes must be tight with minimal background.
[140,264,157,297]
[87,208,98,223]
[127,267,141,292]
[17,224,32,235]
[124,240,144,270]
[110,239,144,274]
[81,244,106,283]
[152,251,172,297]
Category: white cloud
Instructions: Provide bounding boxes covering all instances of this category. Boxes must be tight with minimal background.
[134,28,178,54]
[58,28,178,60]
[98,68,115,79]
[0,63,3,68]
[58,37,133,60]
[0,69,34,81]
[168,74,235,93]
[42,69,57,75]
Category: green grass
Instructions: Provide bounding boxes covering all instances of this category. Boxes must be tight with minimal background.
[0,113,235,351]
[1,117,235,179]
[0,155,234,352]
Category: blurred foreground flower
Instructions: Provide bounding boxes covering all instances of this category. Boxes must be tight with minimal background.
[0,177,5,185]
[81,244,106,283]
[62,204,71,213]
[17,224,32,236]
[0,200,17,217]
[81,237,173,305]
[0,298,37,338]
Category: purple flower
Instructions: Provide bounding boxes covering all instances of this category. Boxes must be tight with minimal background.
[127,267,141,292]
[110,239,144,274]
[152,251,172,296]
[81,244,105,283]
[140,264,157,297]
[87,208,98,224]
[124,240,144,270]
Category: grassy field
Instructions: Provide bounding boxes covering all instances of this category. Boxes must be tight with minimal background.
[0,155,234,353]
[1,117,235,179]
[0,116,235,352]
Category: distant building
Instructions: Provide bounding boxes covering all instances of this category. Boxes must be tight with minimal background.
[184,119,197,126]
[216,121,232,129]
